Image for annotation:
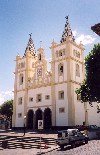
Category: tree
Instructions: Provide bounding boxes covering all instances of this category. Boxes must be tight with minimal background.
[76,80,92,106]
[85,43,100,102]
[0,106,1,114]
[0,99,13,118]
[76,44,100,112]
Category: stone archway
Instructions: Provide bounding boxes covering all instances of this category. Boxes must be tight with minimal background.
[44,108,52,129]
[27,110,34,129]
[35,109,42,129]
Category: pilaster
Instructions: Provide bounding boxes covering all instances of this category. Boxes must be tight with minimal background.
[51,43,56,126]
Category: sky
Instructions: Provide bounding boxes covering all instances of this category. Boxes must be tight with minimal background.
[0,0,100,105]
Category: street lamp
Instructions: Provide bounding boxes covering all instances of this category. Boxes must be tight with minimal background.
[23,115,26,136]
[84,102,88,126]
[84,102,89,135]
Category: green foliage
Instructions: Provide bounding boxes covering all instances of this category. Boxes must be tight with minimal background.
[0,106,1,114]
[0,99,13,118]
[76,43,100,107]
[85,43,100,102]
[76,80,92,105]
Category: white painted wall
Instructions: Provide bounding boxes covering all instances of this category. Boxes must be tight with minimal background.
[87,103,100,126]
[74,84,85,125]
[15,91,25,127]
[55,83,68,126]
[74,84,100,126]
[27,86,52,108]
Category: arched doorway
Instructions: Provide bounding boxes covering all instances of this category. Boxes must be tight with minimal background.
[35,109,42,129]
[27,110,34,129]
[44,108,52,129]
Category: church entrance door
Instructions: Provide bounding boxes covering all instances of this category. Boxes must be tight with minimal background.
[44,108,52,129]
[35,109,42,129]
[27,110,34,129]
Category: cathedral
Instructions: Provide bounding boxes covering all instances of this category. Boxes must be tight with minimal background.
[12,17,100,129]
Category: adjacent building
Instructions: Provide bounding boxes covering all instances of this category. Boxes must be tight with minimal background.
[91,23,100,36]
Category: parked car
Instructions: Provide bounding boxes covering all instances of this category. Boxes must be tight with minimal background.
[56,129,89,149]
[88,125,98,130]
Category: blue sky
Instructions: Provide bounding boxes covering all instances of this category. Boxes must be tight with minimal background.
[0,0,100,104]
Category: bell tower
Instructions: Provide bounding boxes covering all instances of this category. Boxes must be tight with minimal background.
[35,46,47,80]
[51,16,84,126]
[12,34,36,127]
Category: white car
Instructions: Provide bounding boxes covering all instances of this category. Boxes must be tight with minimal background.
[56,129,89,149]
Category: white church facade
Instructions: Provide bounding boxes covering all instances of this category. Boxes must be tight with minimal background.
[12,17,100,129]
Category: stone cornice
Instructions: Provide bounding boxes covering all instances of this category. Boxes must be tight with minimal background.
[27,80,81,90]
[51,56,84,64]
[27,104,52,109]
[50,40,84,50]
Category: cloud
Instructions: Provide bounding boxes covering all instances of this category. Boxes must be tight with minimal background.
[0,90,13,105]
[0,94,5,104]
[76,34,96,45]
[72,30,96,45]
[72,30,77,36]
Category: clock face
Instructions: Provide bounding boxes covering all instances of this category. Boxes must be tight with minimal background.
[37,68,42,76]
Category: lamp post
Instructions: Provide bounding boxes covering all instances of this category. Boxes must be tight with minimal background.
[84,102,88,126]
[23,115,26,136]
[84,102,89,135]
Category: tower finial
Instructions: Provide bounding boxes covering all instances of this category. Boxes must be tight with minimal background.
[65,15,69,20]
[40,41,42,48]
[60,16,75,43]
[29,33,32,38]
[17,52,20,56]
[24,34,36,57]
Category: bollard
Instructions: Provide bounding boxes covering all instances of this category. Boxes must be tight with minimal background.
[44,144,48,149]
[2,140,8,149]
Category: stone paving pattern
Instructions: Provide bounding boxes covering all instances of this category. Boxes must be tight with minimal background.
[0,130,58,155]
[0,130,100,155]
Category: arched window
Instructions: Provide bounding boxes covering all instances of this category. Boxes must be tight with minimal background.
[59,50,62,56]
[39,54,41,61]
[21,62,25,68]
[76,64,80,77]
[58,63,64,76]
[78,52,80,58]
[18,97,22,104]
[59,91,64,99]
[63,49,65,55]
[19,73,24,85]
